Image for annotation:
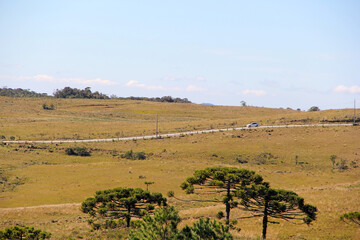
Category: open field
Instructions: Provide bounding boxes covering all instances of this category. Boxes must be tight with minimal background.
[1,97,359,239]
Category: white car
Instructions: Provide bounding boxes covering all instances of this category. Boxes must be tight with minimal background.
[247,122,259,128]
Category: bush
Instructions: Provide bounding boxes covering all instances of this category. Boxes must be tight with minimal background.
[42,103,55,110]
[120,150,146,160]
[308,106,320,112]
[54,87,109,99]
[0,225,51,239]
[65,147,91,156]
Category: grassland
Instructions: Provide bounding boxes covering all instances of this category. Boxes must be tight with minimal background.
[0,97,359,239]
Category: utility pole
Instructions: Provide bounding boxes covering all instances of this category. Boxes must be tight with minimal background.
[156,114,158,137]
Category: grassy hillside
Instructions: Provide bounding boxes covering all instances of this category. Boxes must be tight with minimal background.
[1,96,356,141]
[0,97,359,239]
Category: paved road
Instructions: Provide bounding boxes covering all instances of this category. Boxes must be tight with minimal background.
[1,123,353,144]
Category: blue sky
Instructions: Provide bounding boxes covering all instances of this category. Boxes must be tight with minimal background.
[0,0,359,110]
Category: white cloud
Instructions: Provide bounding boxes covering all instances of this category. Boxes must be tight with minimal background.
[33,74,54,80]
[163,76,176,81]
[196,76,206,81]
[126,80,180,91]
[333,85,360,94]
[17,74,117,86]
[186,85,206,92]
[242,89,267,96]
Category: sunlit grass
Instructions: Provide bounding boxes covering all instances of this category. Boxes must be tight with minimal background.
[0,97,359,239]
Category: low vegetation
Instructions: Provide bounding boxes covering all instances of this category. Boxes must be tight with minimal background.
[0,87,48,98]
[0,225,51,239]
[42,103,55,110]
[65,147,91,156]
[129,206,233,240]
[120,150,146,160]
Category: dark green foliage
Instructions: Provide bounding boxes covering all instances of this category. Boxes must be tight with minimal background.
[178,217,233,240]
[135,152,146,160]
[117,96,191,103]
[0,87,48,98]
[340,211,360,226]
[81,187,167,228]
[308,106,320,112]
[120,150,146,160]
[237,183,317,239]
[180,167,263,224]
[42,103,55,110]
[129,206,181,240]
[167,191,174,197]
[129,206,232,240]
[65,147,91,156]
[0,225,51,239]
[54,87,109,99]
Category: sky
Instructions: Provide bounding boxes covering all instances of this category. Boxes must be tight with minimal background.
[0,0,359,110]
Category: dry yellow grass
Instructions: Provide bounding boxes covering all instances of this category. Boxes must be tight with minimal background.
[0,97,359,239]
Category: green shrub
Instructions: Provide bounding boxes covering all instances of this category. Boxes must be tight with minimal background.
[42,103,55,110]
[65,147,91,156]
[120,150,146,160]
[0,225,51,239]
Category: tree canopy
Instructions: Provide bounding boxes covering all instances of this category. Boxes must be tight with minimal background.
[308,106,320,112]
[54,87,109,99]
[237,182,317,239]
[0,87,48,98]
[0,225,51,239]
[180,167,263,224]
[129,206,233,240]
[81,187,167,228]
[340,211,360,226]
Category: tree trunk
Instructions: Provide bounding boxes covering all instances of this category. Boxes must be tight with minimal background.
[225,182,231,225]
[126,208,131,227]
[262,198,269,239]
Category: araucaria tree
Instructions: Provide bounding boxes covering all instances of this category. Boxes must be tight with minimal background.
[129,206,233,240]
[340,211,360,226]
[81,187,167,228]
[238,183,317,239]
[180,167,263,224]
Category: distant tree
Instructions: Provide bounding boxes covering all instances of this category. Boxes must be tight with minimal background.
[0,87,48,98]
[237,183,317,239]
[144,181,155,191]
[53,87,109,99]
[180,167,263,225]
[0,225,51,239]
[81,187,167,228]
[340,211,360,226]
[308,106,320,112]
[117,96,191,103]
[240,101,247,107]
